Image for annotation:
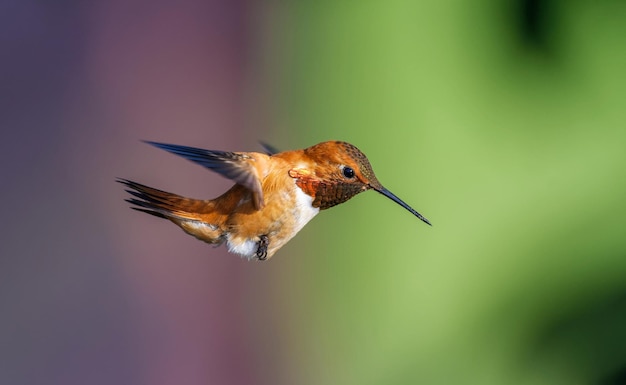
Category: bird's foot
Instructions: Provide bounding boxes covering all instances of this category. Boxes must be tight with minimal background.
[256,235,269,261]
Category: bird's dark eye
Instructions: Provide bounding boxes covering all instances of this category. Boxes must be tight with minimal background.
[342,166,355,178]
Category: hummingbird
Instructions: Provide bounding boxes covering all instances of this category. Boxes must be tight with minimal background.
[118,140,430,260]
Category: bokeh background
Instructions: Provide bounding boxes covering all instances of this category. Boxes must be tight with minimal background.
[2,1,626,384]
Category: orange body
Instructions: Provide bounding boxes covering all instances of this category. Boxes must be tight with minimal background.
[119,141,430,260]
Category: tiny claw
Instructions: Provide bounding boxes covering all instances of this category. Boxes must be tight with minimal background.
[256,235,269,260]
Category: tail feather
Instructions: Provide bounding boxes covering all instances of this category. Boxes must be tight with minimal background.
[117,178,230,245]
[129,206,168,219]
[117,178,213,220]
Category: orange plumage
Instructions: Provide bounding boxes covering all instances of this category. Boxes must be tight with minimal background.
[118,140,430,260]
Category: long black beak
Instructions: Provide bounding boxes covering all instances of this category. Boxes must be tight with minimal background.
[374,186,431,226]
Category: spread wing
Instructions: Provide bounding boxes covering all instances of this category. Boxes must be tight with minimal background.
[145,141,265,209]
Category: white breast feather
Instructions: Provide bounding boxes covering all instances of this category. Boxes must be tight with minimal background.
[292,185,320,234]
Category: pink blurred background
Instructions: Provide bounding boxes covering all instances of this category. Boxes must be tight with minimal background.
[1,1,304,384]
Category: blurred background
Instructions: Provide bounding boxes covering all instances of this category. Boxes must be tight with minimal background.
[1,0,625,384]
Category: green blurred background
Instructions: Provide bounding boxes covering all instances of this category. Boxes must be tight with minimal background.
[1,1,625,384]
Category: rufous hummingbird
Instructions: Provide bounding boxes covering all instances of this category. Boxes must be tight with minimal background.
[118,140,430,260]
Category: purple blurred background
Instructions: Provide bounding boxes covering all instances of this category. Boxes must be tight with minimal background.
[1,1,303,384]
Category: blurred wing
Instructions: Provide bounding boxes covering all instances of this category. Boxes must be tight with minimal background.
[145,141,265,209]
[259,141,280,156]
